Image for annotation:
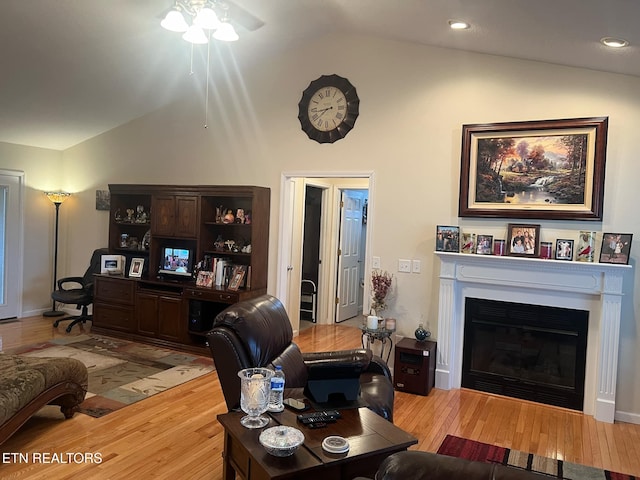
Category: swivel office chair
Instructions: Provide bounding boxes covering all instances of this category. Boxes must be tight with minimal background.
[52,248,108,333]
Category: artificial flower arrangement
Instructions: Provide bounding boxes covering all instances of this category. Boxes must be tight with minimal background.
[370,269,393,314]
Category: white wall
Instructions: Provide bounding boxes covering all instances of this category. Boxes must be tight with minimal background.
[51,34,640,419]
[0,142,64,315]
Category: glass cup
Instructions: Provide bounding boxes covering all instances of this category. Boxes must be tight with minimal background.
[238,367,273,429]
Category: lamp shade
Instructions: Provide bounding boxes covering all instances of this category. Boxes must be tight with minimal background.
[212,22,239,42]
[194,7,221,30]
[161,9,189,33]
[45,191,70,204]
[183,25,209,44]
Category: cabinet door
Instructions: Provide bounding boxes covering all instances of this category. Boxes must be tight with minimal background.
[151,195,198,238]
[174,196,198,238]
[136,292,159,335]
[93,302,134,332]
[157,295,184,342]
[152,195,176,236]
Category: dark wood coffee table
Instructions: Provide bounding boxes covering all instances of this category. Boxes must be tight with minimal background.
[217,407,417,480]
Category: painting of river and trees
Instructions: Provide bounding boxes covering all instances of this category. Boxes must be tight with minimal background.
[475,133,587,205]
[458,117,608,220]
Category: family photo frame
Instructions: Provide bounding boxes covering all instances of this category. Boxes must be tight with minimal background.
[599,233,633,265]
[555,239,574,261]
[506,223,540,257]
[129,258,144,278]
[459,117,608,220]
[476,235,493,255]
[436,225,460,253]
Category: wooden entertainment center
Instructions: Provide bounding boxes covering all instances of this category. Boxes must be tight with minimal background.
[92,184,270,354]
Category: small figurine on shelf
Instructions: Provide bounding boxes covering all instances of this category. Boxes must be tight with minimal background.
[216,206,224,223]
[236,208,245,224]
[142,230,151,250]
[241,244,252,253]
[225,240,236,251]
[126,208,135,223]
[114,209,123,222]
[223,209,235,224]
[244,210,252,225]
[135,205,148,223]
[214,235,225,252]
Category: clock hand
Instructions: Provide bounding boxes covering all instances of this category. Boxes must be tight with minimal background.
[316,106,333,118]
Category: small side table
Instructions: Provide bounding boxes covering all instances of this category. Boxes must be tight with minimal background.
[393,338,436,396]
[360,326,394,363]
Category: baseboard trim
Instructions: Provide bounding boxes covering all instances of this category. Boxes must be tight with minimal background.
[614,410,640,425]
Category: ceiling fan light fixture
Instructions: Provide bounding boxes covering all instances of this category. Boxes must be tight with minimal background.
[194,7,221,30]
[600,37,629,48]
[212,22,239,42]
[449,20,470,30]
[161,9,189,33]
[182,25,209,44]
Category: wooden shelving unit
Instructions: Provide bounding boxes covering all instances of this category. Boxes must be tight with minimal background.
[92,184,270,353]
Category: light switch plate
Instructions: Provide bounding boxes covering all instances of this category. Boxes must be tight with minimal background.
[372,256,381,269]
[412,259,421,273]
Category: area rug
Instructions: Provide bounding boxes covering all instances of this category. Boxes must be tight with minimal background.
[437,434,635,479]
[8,334,214,418]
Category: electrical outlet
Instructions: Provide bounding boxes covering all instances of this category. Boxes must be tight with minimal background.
[372,256,381,269]
[412,259,421,273]
[398,259,411,273]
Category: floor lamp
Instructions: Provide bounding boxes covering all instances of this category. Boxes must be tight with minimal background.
[43,191,71,317]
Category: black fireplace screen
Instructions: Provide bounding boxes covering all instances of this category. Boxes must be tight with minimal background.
[462,297,588,410]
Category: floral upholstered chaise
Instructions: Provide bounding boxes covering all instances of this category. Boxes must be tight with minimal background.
[0,354,88,444]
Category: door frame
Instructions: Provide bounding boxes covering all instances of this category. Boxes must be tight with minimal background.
[277,171,375,333]
[0,169,24,319]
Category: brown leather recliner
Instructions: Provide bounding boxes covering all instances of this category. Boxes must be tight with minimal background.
[356,451,550,480]
[206,294,394,421]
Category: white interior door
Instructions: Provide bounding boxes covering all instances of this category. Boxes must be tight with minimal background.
[0,171,23,320]
[336,190,364,322]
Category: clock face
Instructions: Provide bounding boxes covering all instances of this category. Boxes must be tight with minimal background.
[298,74,359,144]
[307,86,347,132]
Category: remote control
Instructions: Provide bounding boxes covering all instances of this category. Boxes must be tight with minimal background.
[297,410,342,425]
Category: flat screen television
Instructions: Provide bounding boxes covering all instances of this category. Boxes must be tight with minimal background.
[158,247,193,278]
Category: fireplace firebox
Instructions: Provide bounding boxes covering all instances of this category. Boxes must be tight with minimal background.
[462,297,588,410]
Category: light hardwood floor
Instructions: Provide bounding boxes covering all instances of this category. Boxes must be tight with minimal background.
[1,316,640,479]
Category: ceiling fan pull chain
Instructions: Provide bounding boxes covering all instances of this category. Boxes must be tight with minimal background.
[189,43,195,76]
[204,32,211,129]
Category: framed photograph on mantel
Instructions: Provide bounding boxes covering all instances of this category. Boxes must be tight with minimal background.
[458,117,608,220]
[599,233,633,265]
[506,223,540,257]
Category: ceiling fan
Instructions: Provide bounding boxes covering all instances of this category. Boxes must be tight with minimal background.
[159,0,265,44]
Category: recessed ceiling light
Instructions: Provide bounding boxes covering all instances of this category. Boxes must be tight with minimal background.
[601,37,629,48]
[449,20,470,30]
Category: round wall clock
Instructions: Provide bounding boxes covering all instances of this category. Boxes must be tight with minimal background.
[298,74,360,144]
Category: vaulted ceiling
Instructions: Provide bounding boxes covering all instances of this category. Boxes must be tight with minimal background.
[2,0,638,150]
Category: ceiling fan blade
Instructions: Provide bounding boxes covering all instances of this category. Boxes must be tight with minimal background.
[224,0,265,32]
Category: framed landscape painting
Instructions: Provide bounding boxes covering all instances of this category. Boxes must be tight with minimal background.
[458,117,608,220]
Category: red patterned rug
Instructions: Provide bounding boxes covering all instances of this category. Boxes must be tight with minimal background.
[437,434,636,479]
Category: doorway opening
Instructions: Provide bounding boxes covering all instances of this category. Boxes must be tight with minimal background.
[277,173,374,334]
[0,170,24,320]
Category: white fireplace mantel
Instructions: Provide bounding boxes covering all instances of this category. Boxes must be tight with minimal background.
[435,251,632,423]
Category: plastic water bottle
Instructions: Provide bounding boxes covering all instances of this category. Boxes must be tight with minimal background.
[268,365,285,412]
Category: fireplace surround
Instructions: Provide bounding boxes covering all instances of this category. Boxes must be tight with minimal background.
[435,252,631,423]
